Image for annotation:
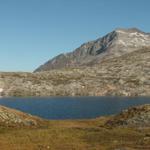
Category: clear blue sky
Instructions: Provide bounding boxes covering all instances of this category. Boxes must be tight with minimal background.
[0,0,150,72]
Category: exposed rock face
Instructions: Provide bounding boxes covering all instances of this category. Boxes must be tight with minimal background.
[35,28,150,72]
[0,105,44,127]
[105,104,150,127]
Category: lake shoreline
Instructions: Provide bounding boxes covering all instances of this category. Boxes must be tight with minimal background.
[0,104,150,150]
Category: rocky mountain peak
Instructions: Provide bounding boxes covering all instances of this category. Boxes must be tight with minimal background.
[115,27,144,33]
[35,28,150,72]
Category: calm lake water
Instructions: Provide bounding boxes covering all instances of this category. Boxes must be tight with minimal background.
[0,97,149,120]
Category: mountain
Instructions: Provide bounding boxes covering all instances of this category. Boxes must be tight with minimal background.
[0,27,149,97]
[0,46,150,97]
[35,28,150,72]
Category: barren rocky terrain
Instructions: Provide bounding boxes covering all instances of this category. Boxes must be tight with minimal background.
[0,47,149,97]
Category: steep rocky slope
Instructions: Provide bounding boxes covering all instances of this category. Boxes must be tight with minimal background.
[0,47,150,97]
[0,105,44,127]
[35,28,150,72]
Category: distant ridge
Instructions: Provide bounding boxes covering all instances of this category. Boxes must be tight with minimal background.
[34,27,150,72]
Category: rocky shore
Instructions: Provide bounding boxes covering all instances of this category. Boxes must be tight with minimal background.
[0,105,45,127]
[106,104,150,127]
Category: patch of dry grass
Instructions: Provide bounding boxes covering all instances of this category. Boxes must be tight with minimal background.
[0,118,150,150]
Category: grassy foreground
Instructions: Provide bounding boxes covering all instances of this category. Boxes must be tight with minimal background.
[0,118,150,150]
